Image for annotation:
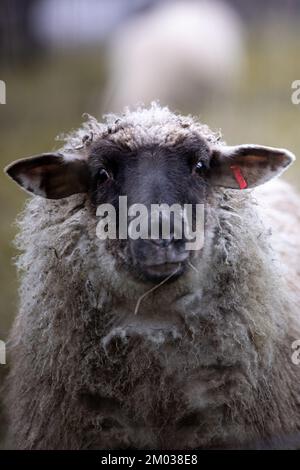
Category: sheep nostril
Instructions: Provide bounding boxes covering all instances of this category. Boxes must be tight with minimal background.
[150,236,174,248]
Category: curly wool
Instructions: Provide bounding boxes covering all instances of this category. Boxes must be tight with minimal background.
[4,104,300,449]
[59,102,222,157]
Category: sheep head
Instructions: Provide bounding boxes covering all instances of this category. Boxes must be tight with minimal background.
[5,106,295,283]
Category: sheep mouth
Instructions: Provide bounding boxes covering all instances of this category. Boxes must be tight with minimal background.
[139,261,186,282]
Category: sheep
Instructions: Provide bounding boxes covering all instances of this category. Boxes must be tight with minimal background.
[4,102,300,449]
[104,0,245,113]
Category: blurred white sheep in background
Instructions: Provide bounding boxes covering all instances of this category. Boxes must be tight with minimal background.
[105,0,245,113]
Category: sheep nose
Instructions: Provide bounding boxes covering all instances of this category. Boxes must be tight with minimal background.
[150,236,174,248]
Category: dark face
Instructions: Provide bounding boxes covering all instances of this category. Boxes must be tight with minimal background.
[88,137,211,282]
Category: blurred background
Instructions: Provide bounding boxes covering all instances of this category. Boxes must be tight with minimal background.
[0,0,300,445]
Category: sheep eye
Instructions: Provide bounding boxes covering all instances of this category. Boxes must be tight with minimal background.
[195,161,205,175]
[97,168,110,184]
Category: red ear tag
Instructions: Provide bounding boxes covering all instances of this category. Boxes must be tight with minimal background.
[230,165,248,189]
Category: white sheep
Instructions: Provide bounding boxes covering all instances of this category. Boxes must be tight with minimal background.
[105,0,245,113]
[4,103,300,449]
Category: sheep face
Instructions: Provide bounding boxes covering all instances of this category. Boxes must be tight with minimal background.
[86,136,212,281]
[5,111,295,284]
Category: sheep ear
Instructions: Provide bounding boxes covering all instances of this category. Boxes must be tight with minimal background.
[209,144,295,189]
[5,153,89,199]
